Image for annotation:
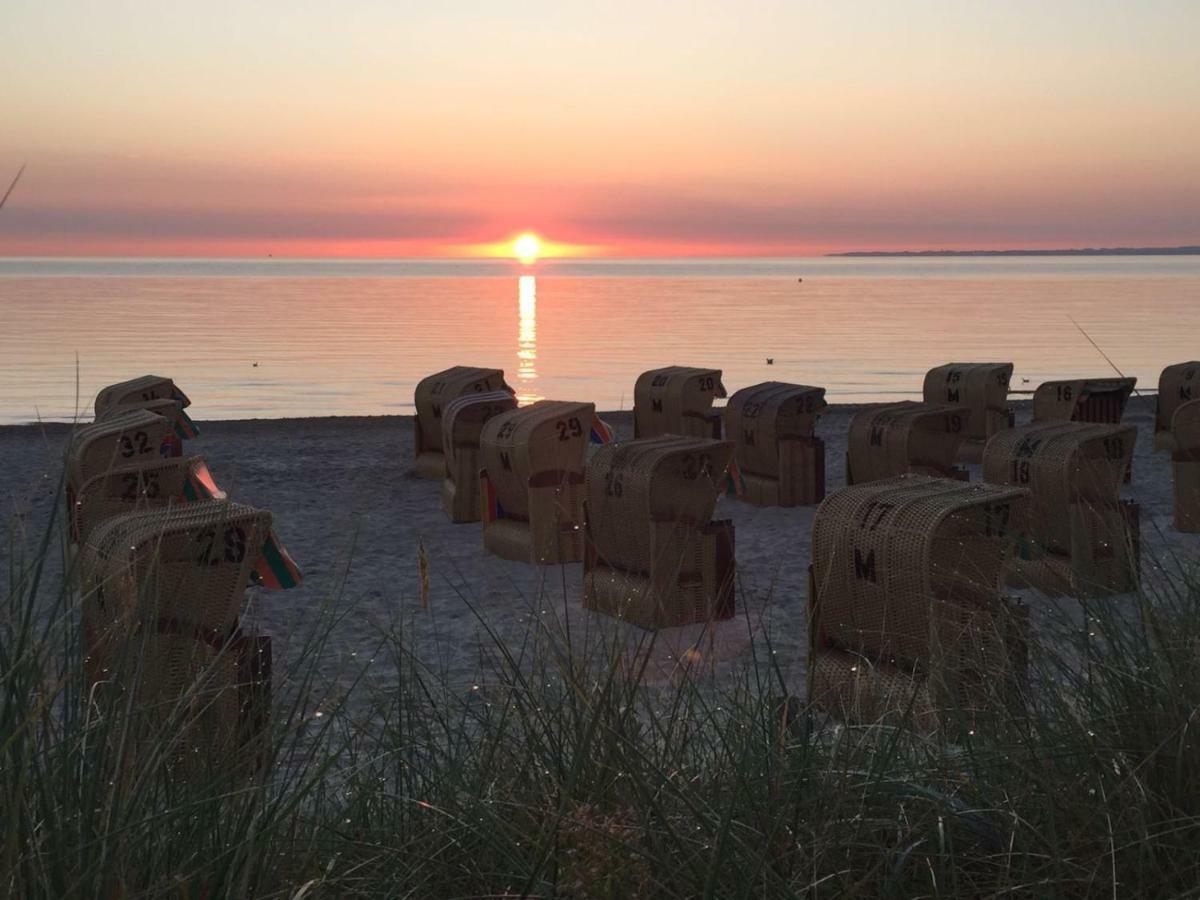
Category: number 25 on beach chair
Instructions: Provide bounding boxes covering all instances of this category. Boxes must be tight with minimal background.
[477,400,594,564]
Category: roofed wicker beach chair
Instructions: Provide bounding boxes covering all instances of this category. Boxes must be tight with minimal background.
[922,363,1014,463]
[633,366,726,440]
[67,410,184,529]
[478,400,594,563]
[413,366,514,479]
[78,500,298,777]
[1031,377,1136,424]
[1155,361,1200,452]
[724,381,827,507]
[808,474,1029,732]
[583,436,736,628]
[95,375,191,419]
[982,421,1138,597]
[845,401,971,485]
[74,455,225,543]
[440,390,519,522]
[1172,398,1200,533]
[98,396,200,439]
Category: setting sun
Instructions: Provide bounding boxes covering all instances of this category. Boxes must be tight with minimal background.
[513,233,541,264]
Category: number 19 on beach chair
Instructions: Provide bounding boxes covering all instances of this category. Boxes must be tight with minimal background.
[413,366,514,480]
[808,475,1029,732]
[724,381,826,507]
[478,400,594,564]
[582,436,736,628]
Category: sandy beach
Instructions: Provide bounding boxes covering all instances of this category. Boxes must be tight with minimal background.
[2,395,1195,707]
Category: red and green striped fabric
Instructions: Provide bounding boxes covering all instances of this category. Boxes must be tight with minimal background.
[254,530,302,590]
[182,460,225,502]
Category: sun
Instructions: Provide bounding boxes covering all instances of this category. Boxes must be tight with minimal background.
[513,232,541,264]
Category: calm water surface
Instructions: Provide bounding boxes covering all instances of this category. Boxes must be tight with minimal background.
[0,256,1197,423]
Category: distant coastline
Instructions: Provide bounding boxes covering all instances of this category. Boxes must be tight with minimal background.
[829,245,1200,257]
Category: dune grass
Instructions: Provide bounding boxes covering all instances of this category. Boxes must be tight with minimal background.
[4,467,1200,898]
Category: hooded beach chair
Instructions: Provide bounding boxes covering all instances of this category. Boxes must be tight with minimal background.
[724,382,827,506]
[1172,398,1200,532]
[845,402,971,485]
[97,396,200,439]
[413,366,514,479]
[808,474,1029,731]
[440,390,519,522]
[95,375,191,420]
[1031,377,1136,425]
[633,366,726,440]
[982,421,1138,597]
[1155,362,1200,452]
[922,363,1014,463]
[583,436,736,628]
[478,400,594,563]
[73,455,225,544]
[79,501,299,775]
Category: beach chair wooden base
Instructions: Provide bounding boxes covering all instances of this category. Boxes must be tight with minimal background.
[583,520,735,629]
[481,474,586,564]
[441,446,482,522]
[413,450,447,480]
[739,437,826,507]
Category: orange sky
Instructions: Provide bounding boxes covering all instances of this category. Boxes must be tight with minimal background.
[2,2,1198,257]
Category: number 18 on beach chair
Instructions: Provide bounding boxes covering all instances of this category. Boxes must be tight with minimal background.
[478,400,594,564]
[582,436,736,628]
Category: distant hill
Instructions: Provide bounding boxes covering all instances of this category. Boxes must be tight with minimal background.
[829,246,1200,257]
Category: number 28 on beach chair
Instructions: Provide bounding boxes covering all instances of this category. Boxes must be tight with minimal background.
[439,390,519,523]
[633,366,726,440]
[478,400,594,564]
[922,363,1014,463]
[808,475,1029,732]
[413,366,514,480]
[724,381,827,507]
[582,436,736,628]
[845,402,971,486]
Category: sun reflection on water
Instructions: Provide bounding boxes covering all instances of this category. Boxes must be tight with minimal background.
[517,275,542,403]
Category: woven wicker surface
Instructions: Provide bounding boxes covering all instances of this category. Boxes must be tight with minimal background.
[811,474,1027,672]
[94,375,191,419]
[414,366,511,457]
[809,648,937,729]
[68,409,180,494]
[633,366,726,439]
[846,401,971,484]
[725,381,825,467]
[1031,377,1136,424]
[922,363,1013,443]
[74,455,220,543]
[1172,398,1200,532]
[439,391,519,522]
[1156,362,1200,449]
[585,436,733,573]
[983,421,1134,554]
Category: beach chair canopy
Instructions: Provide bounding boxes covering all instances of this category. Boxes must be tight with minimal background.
[633,366,726,439]
[74,455,224,542]
[1156,362,1200,442]
[95,375,190,419]
[68,409,181,494]
[441,390,520,475]
[846,401,970,484]
[1031,377,1136,424]
[922,363,1013,443]
[414,366,512,456]
[725,381,825,476]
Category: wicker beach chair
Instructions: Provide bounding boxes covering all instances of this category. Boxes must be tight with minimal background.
[478,400,594,563]
[808,474,1029,730]
[1172,399,1200,533]
[724,382,827,507]
[1155,362,1200,452]
[582,436,736,628]
[440,390,519,522]
[1031,377,1136,424]
[74,455,225,543]
[922,363,1014,463]
[78,501,282,774]
[67,410,183,520]
[845,402,971,485]
[633,366,726,440]
[95,375,191,419]
[98,396,201,440]
[413,366,514,479]
[982,421,1139,597]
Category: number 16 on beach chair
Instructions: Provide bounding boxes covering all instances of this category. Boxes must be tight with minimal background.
[478,400,594,564]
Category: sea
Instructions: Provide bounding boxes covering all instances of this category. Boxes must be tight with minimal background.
[0,255,1197,424]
